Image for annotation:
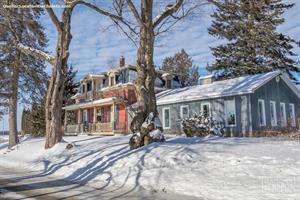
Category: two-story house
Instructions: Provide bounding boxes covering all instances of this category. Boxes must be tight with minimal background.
[63,56,180,135]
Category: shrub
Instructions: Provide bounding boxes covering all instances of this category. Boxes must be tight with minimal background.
[181,112,224,137]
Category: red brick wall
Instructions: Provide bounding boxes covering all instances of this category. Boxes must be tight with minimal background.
[102,87,137,105]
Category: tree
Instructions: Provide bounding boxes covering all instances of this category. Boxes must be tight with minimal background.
[21,107,31,136]
[80,0,205,149]
[161,49,199,86]
[63,65,79,107]
[30,97,46,137]
[15,0,83,149]
[62,65,79,125]
[1,0,47,148]
[207,0,300,79]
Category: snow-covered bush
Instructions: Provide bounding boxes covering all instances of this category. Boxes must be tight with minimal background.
[181,113,224,137]
[129,112,165,150]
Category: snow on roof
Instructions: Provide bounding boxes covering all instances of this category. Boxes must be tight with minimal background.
[63,97,124,110]
[156,71,281,105]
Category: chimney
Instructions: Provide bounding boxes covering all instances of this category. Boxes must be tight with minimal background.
[119,56,125,67]
[198,75,215,85]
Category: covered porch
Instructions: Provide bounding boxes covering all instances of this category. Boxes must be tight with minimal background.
[63,97,129,135]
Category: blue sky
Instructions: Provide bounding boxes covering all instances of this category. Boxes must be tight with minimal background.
[0,0,300,131]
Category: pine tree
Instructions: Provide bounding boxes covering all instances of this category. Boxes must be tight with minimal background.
[63,65,79,107]
[62,65,79,125]
[30,97,46,137]
[21,107,31,136]
[207,0,300,79]
[1,0,47,147]
[162,49,200,86]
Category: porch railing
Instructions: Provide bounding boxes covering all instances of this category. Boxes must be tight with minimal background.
[66,121,128,134]
[95,122,113,132]
[66,124,79,133]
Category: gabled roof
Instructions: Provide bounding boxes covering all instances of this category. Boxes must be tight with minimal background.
[156,71,300,106]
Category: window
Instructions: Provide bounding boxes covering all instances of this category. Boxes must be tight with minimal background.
[96,108,102,122]
[166,80,172,89]
[258,99,266,126]
[162,107,170,129]
[289,103,296,127]
[82,84,86,93]
[201,103,210,117]
[87,81,92,91]
[270,101,277,126]
[280,102,287,127]
[110,76,115,86]
[97,82,102,91]
[180,105,189,119]
[225,99,236,126]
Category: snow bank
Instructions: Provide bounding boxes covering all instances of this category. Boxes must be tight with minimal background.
[0,135,300,199]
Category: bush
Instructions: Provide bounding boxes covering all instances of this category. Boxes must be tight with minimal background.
[181,113,224,137]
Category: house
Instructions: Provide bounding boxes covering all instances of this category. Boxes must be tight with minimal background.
[156,71,300,137]
[63,57,180,135]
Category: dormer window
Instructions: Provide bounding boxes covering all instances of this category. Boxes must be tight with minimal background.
[110,76,115,86]
[166,80,172,89]
[82,84,86,93]
[87,81,92,92]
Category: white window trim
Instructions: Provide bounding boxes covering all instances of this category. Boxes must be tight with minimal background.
[180,105,189,119]
[162,107,171,129]
[258,99,266,126]
[225,98,236,127]
[201,102,211,116]
[280,102,287,127]
[270,101,277,127]
[289,103,296,127]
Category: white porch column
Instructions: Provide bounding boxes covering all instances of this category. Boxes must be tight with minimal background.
[111,103,115,133]
[93,107,97,132]
[78,109,82,133]
[64,110,68,133]
[78,109,82,124]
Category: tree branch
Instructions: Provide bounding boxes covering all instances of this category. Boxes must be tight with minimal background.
[78,0,123,21]
[16,43,55,65]
[126,0,143,26]
[44,0,62,31]
[78,0,138,35]
[153,0,184,28]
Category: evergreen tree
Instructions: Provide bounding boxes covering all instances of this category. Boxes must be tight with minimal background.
[21,107,31,136]
[30,97,46,137]
[161,49,200,86]
[63,65,79,107]
[207,0,300,79]
[62,65,79,125]
[1,0,47,147]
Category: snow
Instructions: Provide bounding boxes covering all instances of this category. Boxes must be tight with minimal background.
[0,135,300,199]
[149,129,164,140]
[17,43,55,63]
[156,71,282,105]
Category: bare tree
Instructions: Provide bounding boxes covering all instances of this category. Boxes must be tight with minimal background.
[16,0,82,149]
[80,0,204,148]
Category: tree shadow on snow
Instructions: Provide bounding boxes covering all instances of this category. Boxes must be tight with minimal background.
[0,137,161,199]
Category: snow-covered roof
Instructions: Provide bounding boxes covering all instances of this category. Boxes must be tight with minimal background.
[156,71,296,105]
[63,97,124,110]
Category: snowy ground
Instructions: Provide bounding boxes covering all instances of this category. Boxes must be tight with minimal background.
[0,135,300,200]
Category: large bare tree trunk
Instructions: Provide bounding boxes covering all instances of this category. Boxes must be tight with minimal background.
[131,0,157,133]
[44,9,73,149]
[8,65,19,148]
[15,0,79,149]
